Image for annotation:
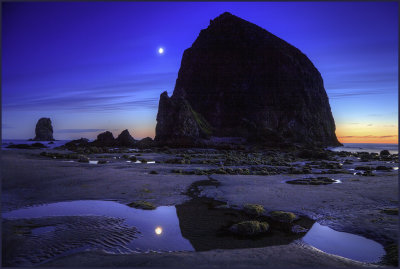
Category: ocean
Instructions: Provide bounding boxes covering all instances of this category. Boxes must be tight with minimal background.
[1,139,70,149]
[328,143,398,154]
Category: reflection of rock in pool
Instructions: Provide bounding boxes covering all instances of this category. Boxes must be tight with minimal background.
[286,177,340,185]
[175,197,315,251]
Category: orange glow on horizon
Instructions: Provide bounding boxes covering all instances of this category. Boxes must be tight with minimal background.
[336,124,398,144]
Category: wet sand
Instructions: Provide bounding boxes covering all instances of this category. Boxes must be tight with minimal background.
[2,148,398,267]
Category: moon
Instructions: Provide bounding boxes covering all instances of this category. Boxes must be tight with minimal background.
[158,47,164,54]
[155,226,163,235]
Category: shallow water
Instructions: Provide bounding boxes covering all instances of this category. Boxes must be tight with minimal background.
[31,226,56,235]
[3,200,193,252]
[2,200,385,263]
[1,139,70,149]
[302,223,385,263]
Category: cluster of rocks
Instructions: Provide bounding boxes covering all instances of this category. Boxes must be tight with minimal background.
[7,143,47,149]
[228,204,301,236]
[59,130,155,152]
[334,150,397,162]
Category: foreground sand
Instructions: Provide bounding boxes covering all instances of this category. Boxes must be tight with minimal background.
[2,148,398,267]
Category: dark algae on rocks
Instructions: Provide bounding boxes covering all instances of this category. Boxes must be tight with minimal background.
[155,12,341,147]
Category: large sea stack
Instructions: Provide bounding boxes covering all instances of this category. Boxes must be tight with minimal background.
[33,118,54,141]
[155,12,341,147]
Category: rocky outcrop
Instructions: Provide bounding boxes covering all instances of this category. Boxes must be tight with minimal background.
[33,118,54,141]
[92,131,115,147]
[155,12,341,147]
[136,137,154,149]
[62,138,90,150]
[155,92,211,146]
[115,129,135,147]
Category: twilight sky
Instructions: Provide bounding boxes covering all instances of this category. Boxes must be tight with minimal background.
[2,2,398,143]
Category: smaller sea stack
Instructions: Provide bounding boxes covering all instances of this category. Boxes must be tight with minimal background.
[33,118,55,141]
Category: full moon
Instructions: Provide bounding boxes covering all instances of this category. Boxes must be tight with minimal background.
[155,226,163,235]
[158,47,164,54]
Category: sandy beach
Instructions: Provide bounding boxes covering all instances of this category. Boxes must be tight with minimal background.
[2,147,398,267]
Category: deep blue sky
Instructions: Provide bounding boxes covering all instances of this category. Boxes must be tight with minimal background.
[2,2,398,143]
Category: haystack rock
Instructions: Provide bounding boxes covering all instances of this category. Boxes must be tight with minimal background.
[33,118,54,141]
[116,129,136,147]
[155,12,341,147]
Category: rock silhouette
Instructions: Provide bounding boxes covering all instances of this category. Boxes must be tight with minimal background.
[33,118,54,141]
[155,12,341,147]
[92,131,115,147]
[115,129,136,147]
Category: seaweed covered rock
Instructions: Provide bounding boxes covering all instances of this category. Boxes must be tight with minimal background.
[269,211,297,223]
[115,129,136,147]
[155,12,341,147]
[229,221,269,236]
[127,201,156,210]
[243,204,265,216]
[33,118,54,141]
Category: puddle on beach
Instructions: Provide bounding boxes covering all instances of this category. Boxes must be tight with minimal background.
[283,177,342,185]
[3,200,193,253]
[303,223,385,263]
[31,226,56,235]
[2,200,385,264]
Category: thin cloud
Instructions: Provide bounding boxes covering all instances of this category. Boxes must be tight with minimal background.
[3,72,174,112]
[339,135,397,139]
[328,89,396,99]
[56,129,107,133]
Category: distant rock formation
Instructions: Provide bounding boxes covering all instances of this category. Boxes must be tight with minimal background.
[63,138,90,150]
[92,131,115,147]
[115,129,136,147]
[33,118,54,141]
[136,137,154,149]
[155,12,341,147]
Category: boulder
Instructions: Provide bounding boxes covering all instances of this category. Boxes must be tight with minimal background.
[380,150,390,156]
[136,137,154,149]
[269,211,297,223]
[115,129,136,147]
[229,221,269,236]
[33,118,54,141]
[92,131,115,147]
[155,12,341,147]
[78,155,89,163]
[63,138,90,150]
[243,204,265,216]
